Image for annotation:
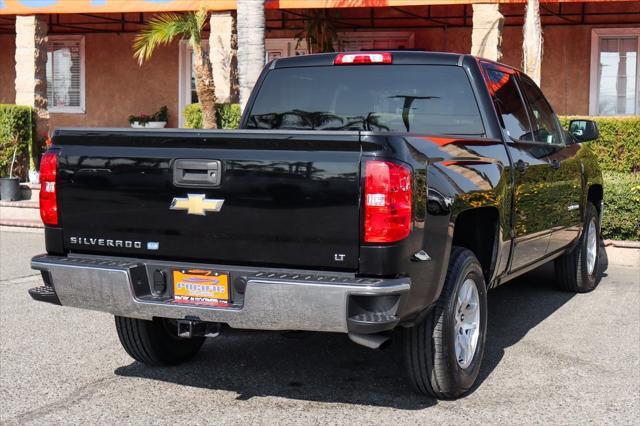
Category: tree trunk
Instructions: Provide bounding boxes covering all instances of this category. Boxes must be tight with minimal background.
[229,11,239,104]
[192,43,218,129]
[523,0,543,85]
[237,0,265,111]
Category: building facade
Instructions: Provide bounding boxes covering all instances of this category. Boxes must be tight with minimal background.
[0,0,638,135]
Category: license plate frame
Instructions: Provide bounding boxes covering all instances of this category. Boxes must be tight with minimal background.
[172,268,230,306]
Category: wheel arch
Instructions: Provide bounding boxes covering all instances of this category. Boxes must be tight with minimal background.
[587,183,604,216]
[451,206,501,285]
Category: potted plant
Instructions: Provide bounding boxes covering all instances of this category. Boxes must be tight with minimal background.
[147,106,168,128]
[128,113,152,128]
[128,106,168,128]
[0,141,21,201]
[28,168,39,184]
[28,134,49,184]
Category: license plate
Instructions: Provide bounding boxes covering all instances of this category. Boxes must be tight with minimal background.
[173,269,229,306]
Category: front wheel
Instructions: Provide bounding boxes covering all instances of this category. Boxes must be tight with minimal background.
[555,202,601,293]
[115,316,205,366]
[402,247,488,399]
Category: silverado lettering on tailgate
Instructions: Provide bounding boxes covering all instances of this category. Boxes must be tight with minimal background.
[68,237,159,250]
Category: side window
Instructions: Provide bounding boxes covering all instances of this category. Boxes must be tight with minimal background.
[483,67,531,141]
[519,77,564,145]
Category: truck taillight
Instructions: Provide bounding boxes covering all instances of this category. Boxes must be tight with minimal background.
[334,52,392,65]
[39,151,58,226]
[363,160,412,243]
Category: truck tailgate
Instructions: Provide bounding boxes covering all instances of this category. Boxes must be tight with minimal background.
[55,129,361,270]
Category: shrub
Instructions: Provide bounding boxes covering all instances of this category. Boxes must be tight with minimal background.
[560,116,640,174]
[183,103,241,129]
[183,103,203,129]
[0,104,35,179]
[217,104,241,129]
[601,172,640,241]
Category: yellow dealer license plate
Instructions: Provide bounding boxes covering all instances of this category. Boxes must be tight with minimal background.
[173,269,230,306]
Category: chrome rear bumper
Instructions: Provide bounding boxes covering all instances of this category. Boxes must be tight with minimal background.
[31,254,410,333]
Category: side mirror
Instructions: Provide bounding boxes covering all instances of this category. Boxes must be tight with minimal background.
[569,119,599,143]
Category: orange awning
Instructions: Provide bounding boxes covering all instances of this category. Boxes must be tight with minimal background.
[0,0,634,15]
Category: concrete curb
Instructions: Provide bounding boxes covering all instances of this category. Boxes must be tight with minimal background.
[604,239,640,249]
[0,225,44,234]
[0,219,43,229]
[0,200,39,208]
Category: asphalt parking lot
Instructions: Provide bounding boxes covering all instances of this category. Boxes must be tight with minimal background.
[1,228,639,425]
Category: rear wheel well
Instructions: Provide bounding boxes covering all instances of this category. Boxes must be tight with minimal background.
[452,207,499,282]
[588,184,603,215]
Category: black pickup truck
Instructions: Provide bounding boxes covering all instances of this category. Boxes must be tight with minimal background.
[30,51,603,399]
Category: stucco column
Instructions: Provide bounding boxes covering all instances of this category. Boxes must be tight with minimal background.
[14,15,49,141]
[471,4,504,61]
[523,0,543,85]
[209,11,235,104]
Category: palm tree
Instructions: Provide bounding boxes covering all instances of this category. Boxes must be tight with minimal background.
[237,0,265,110]
[133,10,217,128]
[296,9,338,53]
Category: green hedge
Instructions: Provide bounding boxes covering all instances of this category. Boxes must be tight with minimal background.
[560,116,640,174]
[0,104,34,179]
[183,103,241,129]
[557,116,640,240]
[601,172,640,241]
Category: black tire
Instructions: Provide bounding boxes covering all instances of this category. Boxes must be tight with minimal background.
[115,316,205,366]
[402,247,488,399]
[555,202,601,293]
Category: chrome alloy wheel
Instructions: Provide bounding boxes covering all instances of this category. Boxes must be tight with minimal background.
[454,278,480,369]
[586,218,598,276]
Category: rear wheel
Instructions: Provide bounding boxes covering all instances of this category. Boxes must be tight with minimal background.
[555,202,601,293]
[115,316,205,366]
[402,247,488,399]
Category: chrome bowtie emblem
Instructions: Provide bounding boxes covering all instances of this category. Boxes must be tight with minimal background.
[170,194,224,215]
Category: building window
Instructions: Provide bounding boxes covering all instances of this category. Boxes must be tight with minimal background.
[46,36,85,113]
[590,29,640,116]
[189,51,198,104]
[179,41,207,127]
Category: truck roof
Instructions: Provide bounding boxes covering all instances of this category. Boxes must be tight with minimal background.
[271,50,520,74]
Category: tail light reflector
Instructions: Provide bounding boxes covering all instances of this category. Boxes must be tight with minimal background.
[364,160,412,243]
[334,52,392,65]
[39,151,58,226]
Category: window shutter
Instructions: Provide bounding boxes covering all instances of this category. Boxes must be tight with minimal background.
[46,39,82,110]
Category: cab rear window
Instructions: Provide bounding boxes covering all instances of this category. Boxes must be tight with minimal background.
[246,65,485,137]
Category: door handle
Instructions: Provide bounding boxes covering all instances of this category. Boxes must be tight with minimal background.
[549,159,561,170]
[173,159,222,187]
[515,159,529,173]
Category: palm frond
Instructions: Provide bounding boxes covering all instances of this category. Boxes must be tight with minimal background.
[133,12,194,64]
[194,8,208,31]
[188,8,209,47]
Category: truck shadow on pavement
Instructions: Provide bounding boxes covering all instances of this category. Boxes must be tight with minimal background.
[115,248,608,410]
